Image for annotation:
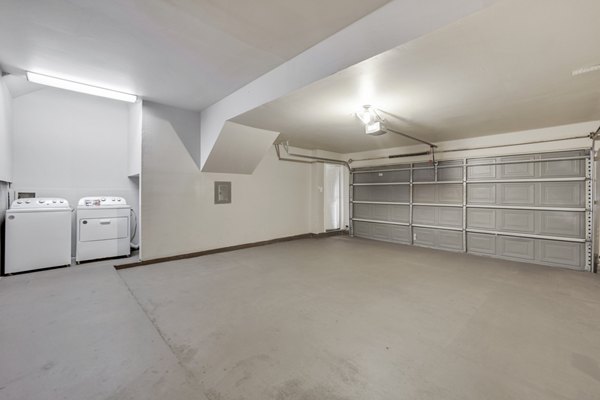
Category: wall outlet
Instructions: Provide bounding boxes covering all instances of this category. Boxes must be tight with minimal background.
[413,233,417,241]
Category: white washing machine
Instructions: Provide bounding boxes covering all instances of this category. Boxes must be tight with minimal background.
[76,197,131,263]
[5,198,72,274]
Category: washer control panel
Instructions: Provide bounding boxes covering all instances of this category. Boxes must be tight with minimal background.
[11,197,69,209]
[78,197,128,208]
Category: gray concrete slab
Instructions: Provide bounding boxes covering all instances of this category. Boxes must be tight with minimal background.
[2,236,600,399]
[0,263,204,400]
[119,236,600,400]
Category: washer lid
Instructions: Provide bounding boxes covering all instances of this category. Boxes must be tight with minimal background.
[11,197,70,209]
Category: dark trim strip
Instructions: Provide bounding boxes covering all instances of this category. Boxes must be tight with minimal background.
[114,230,347,270]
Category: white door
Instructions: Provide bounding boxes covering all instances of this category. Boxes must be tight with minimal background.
[324,164,343,231]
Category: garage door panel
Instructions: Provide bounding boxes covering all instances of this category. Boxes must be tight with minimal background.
[390,225,411,244]
[370,223,392,241]
[438,230,463,251]
[498,155,536,179]
[389,205,410,223]
[541,160,584,178]
[467,158,495,180]
[538,211,583,238]
[537,240,584,270]
[352,204,373,220]
[413,206,436,225]
[439,207,463,228]
[353,221,371,237]
[354,170,410,183]
[540,151,585,178]
[437,184,463,204]
[498,183,535,206]
[372,204,390,220]
[467,208,496,230]
[467,184,496,204]
[539,182,584,207]
[413,164,435,182]
[497,209,535,234]
[467,232,496,255]
[413,227,436,247]
[413,185,435,203]
[498,236,535,261]
[354,185,409,202]
[353,150,590,271]
[438,167,462,181]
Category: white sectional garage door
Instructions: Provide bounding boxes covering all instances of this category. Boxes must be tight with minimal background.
[350,150,593,271]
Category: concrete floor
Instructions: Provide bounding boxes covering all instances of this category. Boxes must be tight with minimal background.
[1,237,600,400]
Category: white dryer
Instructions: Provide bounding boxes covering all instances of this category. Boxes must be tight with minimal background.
[76,197,131,263]
[5,198,72,274]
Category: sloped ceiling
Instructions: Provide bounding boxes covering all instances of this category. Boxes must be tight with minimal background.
[0,0,391,110]
[233,0,600,153]
[202,122,279,174]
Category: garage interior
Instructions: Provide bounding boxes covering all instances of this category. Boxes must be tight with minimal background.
[1,1,600,399]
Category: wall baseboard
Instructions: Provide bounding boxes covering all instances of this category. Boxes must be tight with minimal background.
[114,230,347,270]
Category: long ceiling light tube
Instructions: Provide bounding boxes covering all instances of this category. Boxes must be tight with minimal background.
[26,72,137,103]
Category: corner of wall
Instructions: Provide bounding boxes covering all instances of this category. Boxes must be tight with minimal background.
[0,77,13,183]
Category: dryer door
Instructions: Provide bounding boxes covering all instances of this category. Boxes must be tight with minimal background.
[79,217,129,242]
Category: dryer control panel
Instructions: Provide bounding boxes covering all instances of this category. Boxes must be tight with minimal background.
[78,197,127,208]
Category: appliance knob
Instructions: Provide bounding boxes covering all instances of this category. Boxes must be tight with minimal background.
[82,220,88,224]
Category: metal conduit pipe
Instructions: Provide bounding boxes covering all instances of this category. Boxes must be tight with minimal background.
[386,127,437,148]
[281,142,352,170]
[349,134,592,163]
[274,143,315,165]
[274,143,351,170]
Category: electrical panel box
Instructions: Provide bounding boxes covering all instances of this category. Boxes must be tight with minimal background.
[214,181,231,204]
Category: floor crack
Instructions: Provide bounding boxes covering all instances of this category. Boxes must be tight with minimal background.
[114,268,209,399]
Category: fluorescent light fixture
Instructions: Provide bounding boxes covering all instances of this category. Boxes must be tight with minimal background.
[26,72,137,103]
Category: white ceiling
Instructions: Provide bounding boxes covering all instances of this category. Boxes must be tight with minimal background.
[233,0,600,154]
[0,0,390,110]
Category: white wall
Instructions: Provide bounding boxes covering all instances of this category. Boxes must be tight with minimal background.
[11,88,140,254]
[0,77,12,271]
[0,77,12,182]
[308,163,324,234]
[141,102,312,260]
[128,100,142,177]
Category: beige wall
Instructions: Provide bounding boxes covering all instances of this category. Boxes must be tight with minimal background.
[141,103,312,260]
